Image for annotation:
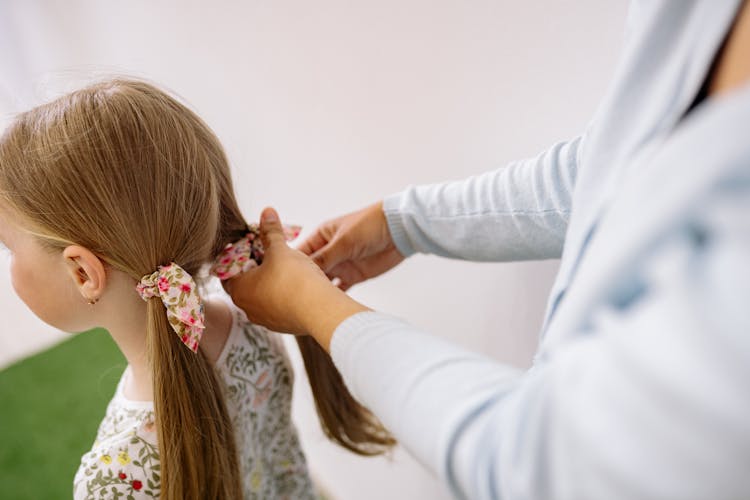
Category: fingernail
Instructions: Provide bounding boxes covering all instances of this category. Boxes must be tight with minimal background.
[263,208,278,223]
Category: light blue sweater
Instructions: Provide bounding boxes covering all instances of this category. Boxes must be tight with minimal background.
[331,1,750,499]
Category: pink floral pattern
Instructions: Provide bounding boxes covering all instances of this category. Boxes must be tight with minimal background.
[135,262,205,352]
[211,223,302,281]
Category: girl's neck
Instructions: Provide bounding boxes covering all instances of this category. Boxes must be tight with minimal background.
[104,294,234,402]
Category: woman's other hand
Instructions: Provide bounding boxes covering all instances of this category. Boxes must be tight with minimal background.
[296,201,405,291]
[226,208,369,350]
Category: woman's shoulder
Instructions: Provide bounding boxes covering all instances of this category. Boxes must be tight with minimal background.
[73,389,160,499]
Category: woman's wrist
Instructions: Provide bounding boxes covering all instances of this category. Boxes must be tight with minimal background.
[302,283,370,351]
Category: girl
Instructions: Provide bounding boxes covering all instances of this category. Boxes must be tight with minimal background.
[0,79,394,499]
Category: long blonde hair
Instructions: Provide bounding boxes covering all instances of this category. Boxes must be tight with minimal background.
[0,79,393,499]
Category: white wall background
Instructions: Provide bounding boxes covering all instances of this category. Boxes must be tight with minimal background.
[0,1,627,498]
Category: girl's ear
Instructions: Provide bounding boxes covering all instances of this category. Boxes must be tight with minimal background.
[62,245,107,303]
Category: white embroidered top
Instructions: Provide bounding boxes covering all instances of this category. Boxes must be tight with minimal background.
[73,299,316,499]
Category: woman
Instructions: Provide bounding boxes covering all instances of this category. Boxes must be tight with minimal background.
[227,2,750,498]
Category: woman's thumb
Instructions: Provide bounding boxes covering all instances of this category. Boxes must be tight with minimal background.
[259,207,284,249]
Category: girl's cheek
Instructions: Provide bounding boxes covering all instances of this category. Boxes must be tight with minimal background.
[9,255,63,328]
[9,256,28,303]
[8,244,86,332]
[10,257,42,313]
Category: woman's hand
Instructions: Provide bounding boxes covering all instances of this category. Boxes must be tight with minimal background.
[296,201,405,291]
[225,208,370,351]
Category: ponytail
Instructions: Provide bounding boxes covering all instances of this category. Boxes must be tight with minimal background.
[211,200,395,454]
[296,336,396,454]
[146,288,242,499]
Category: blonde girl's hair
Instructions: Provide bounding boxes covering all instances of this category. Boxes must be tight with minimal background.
[0,79,393,497]
[0,79,241,499]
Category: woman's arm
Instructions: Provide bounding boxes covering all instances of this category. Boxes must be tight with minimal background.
[330,186,750,499]
[385,135,584,262]
[296,134,585,290]
[231,188,750,499]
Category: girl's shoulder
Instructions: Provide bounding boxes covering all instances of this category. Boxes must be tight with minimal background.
[74,290,312,499]
[201,280,291,369]
[73,374,160,499]
[210,295,316,498]
[210,293,294,377]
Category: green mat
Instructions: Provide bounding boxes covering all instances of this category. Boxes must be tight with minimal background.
[0,329,126,499]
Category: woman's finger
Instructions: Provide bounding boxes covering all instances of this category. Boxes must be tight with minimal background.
[310,236,349,273]
[258,207,286,250]
[296,229,329,256]
[326,260,366,290]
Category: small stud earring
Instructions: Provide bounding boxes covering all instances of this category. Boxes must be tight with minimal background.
[87,297,99,305]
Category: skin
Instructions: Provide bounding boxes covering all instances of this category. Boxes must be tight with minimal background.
[710,0,750,97]
[0,207,233,401]
[226,205,388,351]
[296,201,405,292]
[227,2,750,353]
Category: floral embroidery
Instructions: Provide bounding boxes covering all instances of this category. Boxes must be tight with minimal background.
[211,223,302,280]
[73,299,316,500]
[75,409,161,499]
[251,467,262,491]
[117,451,131,465]
[136,262,205,352]
[220,307,313,498]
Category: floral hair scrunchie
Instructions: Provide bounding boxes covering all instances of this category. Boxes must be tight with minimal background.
[136,262,205,353]
[211,223,301,281]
